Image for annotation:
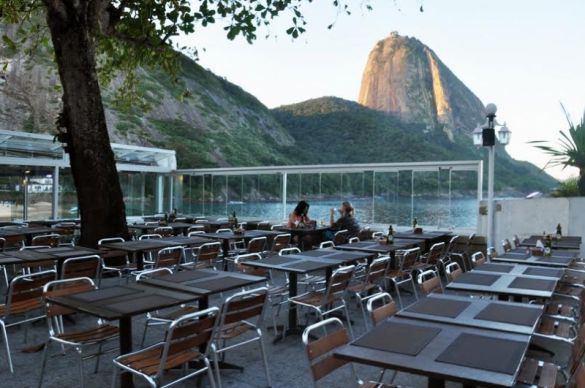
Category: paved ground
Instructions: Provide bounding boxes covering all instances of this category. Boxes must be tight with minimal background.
[0,270,569,388]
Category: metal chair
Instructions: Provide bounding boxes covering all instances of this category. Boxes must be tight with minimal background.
[347,256,390,329]
[97,237,136,280]
[187,225,205,234]
[154,246,184,271]
[270,233,291,253]
[445,262,463,282]
[153,226,174,237]
[17,245,56,274]
[348,237,360,244]
[212,287,270,387]
[60,255,102,284]
[112,307,219,388]
[290,265,356,338]
[32,234,61,247]
[0,237,8,287]
[187,230,205,236]
[385,248,420,309]
[470,251,487,268]
[513,234,521,248]
[502,239,512,253]
[182,242,221,270]
[420,242,447,275]
[38,277,119,387]
[366,292,398,326]
[0,270,57,373]
[417,269,443,296]
[333,229,349,245]
[302,318,397,388]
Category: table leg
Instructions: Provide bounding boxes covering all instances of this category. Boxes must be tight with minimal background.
[428,377,445,388]
[273,272,302,344]
[134,251,143,271]
[119,317,133,388]
[222,240,230,270]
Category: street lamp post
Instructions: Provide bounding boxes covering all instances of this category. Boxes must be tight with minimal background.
[473,103,511,250]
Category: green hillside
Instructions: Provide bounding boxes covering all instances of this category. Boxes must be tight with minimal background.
[273,97,557,194]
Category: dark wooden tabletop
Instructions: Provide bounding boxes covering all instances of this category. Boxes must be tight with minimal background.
[0,226,55,237]
[34,246,102,258]
[472,262,565,279]
[274,226,331,236]
[445,271,558,299]
[99,239,180,253]
[198,230,280,241]
[520,235,581,250]
[334,239,424,254]
[160,235,215,247]
[47,283,200,321]
[335,316,530,387]
[139,269,266,296]
[492,250,576,268]
[128,222,194,231]
[397,293,543,335]
[392,230,452,240]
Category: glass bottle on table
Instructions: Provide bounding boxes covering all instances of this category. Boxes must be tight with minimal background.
[556,224,562,240]
[387,225,394,244]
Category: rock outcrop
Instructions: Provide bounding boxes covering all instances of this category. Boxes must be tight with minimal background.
[358,32,486,141]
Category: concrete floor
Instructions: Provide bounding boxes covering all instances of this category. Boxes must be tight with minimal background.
[0,271,568,388]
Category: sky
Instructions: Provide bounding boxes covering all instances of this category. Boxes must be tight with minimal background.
[177,0,585,180]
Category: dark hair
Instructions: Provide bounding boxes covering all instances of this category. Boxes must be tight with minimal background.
[342,201,354,217]
[294,200,310,216]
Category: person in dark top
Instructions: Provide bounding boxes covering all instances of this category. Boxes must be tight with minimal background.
[287,200,311,228]
[329,201,360,238]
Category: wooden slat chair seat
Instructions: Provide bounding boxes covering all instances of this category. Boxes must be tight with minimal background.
[38,277,119,387]
[347,257,391,329]
[181,242,221,270]
[417,269,444,296]
[212,288,270,387]
[515,357,558,387]
[385,248,421,309]
[291,265,356,338]
[302,318,397,388]
[535,317,578,343]
[366,292,399,327]
[154,246,184,270]
[234,253,288,337]
[135,268,200,347]
[112,307,219,388]
[0,270,57,373]
[226,237,267,268]
[61,255,102,282]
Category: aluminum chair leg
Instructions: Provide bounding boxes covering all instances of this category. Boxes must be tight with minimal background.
[204,357,218,388]
[37,341,50,387]
[140,321,149,347]
[77,347,85,388]
[212,348,222,388]
[94,342,103,373]
[110,365,119,388]
[342,303,354,339]
[257,330,272,387]
[0,320,13,373]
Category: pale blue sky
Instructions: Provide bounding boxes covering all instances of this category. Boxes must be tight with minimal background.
[178,0,585,180]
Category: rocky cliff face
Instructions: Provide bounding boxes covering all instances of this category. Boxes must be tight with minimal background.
[358,33,486,141]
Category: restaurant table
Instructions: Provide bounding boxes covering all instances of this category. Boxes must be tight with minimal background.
[198,230,282,269]
[159,235,214,247]
[240,249,373,341]
[472,262,565,279]
[445,271,558,300]
[128,222,194,236]
[196,220,234,232]
[0,245,102,274]
[519,235,581,250]
[397,293,544,335]
[335,316,531,388]
[334,239,425,268]
[274,226,331,250]
[0,226,56,245]
[392,230,452,250]
[492,250,577,268]
[98,239,180,270]
[47,283,201,388]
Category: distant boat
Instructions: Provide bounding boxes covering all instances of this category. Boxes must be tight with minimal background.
[526,192,543,199]
[228,201,245,205]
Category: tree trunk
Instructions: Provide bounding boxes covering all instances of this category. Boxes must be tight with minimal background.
[579,169,585,196]
[45,1,128,247]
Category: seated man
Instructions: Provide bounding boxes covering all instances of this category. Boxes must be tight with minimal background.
[326,201,360,240]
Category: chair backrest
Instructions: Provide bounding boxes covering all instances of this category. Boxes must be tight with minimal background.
[445,262,463,281]
[371,231,385,240]
[154,226,174,237]
[366,292,398,326]
[364,256,391,286]
[425,242,446,264]
[512,234,521,248]
[247,237,267,254]
[216,218,229,222]
[471,251,486,267]
[569,324,585,375]
[61,255,101,280]
[502,239,512,252]
[195,219,208,224]
[20,245,51,250]
[302,318,352,384]
[333,230,348,245]
[217,287,268,330]
[196,242,221,266]
[357,229,372,241]
[348,237,360,244]
[279,247,300,256]
[4,270,57,317]
[42,277,96,336]
[399,247,421,271]
[271,233,291,252]
[257,221,272,230]
[155,246,184,269]
[98,237,125,245]
[139,234,162,240]
[136,267,173,281]
[235,253,267,277]
[446,235,460,254]
[418,270,443,295]
[187,231,205,236]
[216,228,232,234]
[270,223,285,230]
[32,234,61,247]
[319,241,335,249]
[322,265,355,304]
[159,307,220,374]
[0,237,5,251]
[187,225,205,233]
[145,222,159,226]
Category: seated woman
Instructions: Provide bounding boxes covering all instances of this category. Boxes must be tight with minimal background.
[288,200,311,228]
[328,201,360,239]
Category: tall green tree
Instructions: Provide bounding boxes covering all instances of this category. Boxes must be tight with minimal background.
[0,0,364,246]
[531,108,585,196]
